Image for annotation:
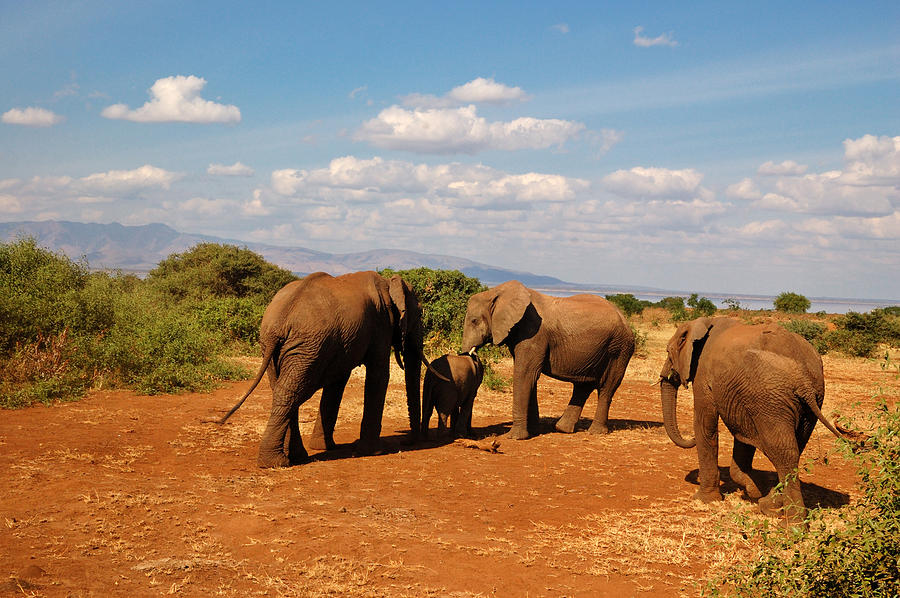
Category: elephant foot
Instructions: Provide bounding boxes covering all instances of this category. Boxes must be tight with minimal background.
[257,451,292,469]
[729,464,762,500]
[759,495,807,526]
[693,488,723,503]
[587,421,609,435]
[506,426,531,440]
[353,439,382,456]
[554,417,576,434]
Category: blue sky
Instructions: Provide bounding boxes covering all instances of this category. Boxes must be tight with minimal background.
[2,1,898,299]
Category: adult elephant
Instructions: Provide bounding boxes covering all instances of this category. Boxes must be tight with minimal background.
[659,316,846,521]
[217,271,441,468]
[460,280,635,440]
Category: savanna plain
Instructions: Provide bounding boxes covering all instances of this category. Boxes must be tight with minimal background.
[2,307,898,597]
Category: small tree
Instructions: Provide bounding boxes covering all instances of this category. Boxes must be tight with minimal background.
[774,291,811,314]
[605,293,651,317]
[687,293,718,317]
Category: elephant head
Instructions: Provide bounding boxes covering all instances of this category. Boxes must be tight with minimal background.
[658,317,714,449]
[460,280,533,353]
[388,275,425,440]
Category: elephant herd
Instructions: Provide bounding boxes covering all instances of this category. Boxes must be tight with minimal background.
[216,271,847,522]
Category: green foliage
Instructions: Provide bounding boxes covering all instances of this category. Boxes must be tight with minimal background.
[711,399,900,597]
[148,242,296,303]
[379,267,487,349]
[656,296,689,321]
[0,239,261,407]
[780,319,828,354]
[774,291,811,314]
[724,298,743,311]
[688,293,718,317]
[605,293,652,317]
[824,309,900,358]
[630,322,648,357]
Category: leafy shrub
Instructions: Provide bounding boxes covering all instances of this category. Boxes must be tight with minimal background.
[148,243,296,303]
[780,319,828,354]
[774,291,811,314]
[630,323,648,358]
[656,296,689,321]
[379,267,487,348]
[194,296,267,345]
[605,293,651,317]
[824,309,900,358]
[724,298,743,311]
[711,399,900,597]
[688,293,718,317]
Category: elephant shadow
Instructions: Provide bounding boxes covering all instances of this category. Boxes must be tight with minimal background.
[465,417,663,440]
[306,429,456,463]
[684,466,850,509]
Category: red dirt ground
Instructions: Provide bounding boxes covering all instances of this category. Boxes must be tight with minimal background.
[1,340,894,597]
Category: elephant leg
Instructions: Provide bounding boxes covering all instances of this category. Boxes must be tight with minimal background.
[729,439,761,499]
[308,372,350,451]
[284,404,309,465]
[758,436,805,523]
[555,382,593,434]
[509,359,541,440]
[456,394,475,438]
[356,355,389,455]
[259,376,314,468]
[588,352,629,435]
[693,404,723,503]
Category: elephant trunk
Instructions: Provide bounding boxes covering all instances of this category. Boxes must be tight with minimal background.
[660,370,696,449]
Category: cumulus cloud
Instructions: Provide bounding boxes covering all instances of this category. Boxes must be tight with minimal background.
[76,165,181,193]
[101,75,241,124]
[208,162,254,176]
[269,155,588,207]
[356,104,583,154]
[757,160,807,176]
[633,26,678,48]
[842,134,900,184]
[725,178,762,200]
[401,77,529,109]
[2,107,64,127]
[602,167,706,199]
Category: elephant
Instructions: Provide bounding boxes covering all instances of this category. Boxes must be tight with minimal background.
[421,352,484,439]
[659,316,846,521]
[217,271,446,468]
[460,280,635,440]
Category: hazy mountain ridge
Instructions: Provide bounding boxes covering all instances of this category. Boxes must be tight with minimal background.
[0,221,568,287]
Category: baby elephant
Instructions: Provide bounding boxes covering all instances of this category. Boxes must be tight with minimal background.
[421,352,484,439]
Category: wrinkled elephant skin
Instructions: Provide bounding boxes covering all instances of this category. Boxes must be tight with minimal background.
[421,353,484,439]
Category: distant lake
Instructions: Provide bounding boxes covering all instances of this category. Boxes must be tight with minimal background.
[536,288,899,315]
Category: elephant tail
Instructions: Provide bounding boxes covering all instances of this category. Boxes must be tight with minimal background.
[798,389,848,441]
[214,344,277,425]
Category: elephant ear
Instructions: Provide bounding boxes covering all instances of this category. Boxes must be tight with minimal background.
[490,280,531,345]
[388,275,410,347]
[672,317,714,385]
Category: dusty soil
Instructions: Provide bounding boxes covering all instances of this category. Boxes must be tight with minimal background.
[2,323,897,597]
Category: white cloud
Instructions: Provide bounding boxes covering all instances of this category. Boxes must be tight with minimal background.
[758,160,808,176]
[401,77,529,109]
[176,197,232,216]
[841,134,900,184]
[270,155,588,208]
[588,129,624,157]
[243,190,271,216]
[76,165,181,193]
[2,107,64,127]
[551,23,570,34]
[602,167,706,199]
[208,162,254,176]
[356,104,583,154]
[726,178,762,200]
[0,194,23,213]
[101,75,241,124]
[633,26,678,48]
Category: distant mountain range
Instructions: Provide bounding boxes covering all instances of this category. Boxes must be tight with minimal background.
[0,220,583,288]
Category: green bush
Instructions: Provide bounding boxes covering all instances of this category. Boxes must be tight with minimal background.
[379,267,487,349]
[781,319,828,354]
[774,291,811,314]
[148,243,296,303]
[605,293,651,317]
[193,296,267,345]
[823,309,900,358]
[656,296,689,321]
[724,298,743,311]
[711,399,900,597]
[688,293,718,317]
